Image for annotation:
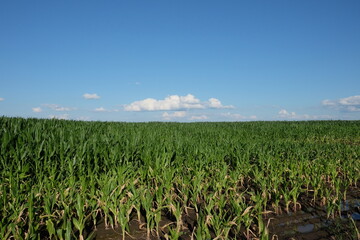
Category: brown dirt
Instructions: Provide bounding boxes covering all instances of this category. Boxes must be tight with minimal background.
[266,185,360,240]
[91,187,360,240]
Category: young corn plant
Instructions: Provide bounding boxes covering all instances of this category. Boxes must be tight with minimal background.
[73,195,86,240]
[169,202,183,238]
[140,189,155,240]
[194,214,212,240]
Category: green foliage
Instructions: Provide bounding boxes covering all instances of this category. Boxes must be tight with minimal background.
[0,117,359,239]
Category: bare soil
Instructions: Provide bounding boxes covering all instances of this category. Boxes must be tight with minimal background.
[91,186,360,240]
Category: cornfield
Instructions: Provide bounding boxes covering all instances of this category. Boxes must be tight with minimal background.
[1,117,359,239]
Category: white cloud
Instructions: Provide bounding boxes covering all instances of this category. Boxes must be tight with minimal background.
[322,95,360,112]
[94,107,119,112]
[125,94,203,111]
[32,107,42,113]
[190,115,208,120]
[278,109,296,118]
[124,94,233,111]
[49,114,69,120]
[162,111,187,120]
[338,95,360,105]
[347,106,360,112]
[0,98,4,101]
[94,107,108,112]
[55,107,72,111]
[277,109,332,120]
[208,98,222,108]
[172,111,187,117]
[321,99,337,106]
[222,112,257,120]
[208,98,234,109]
[83,93,100,100]
[43,104,75,111]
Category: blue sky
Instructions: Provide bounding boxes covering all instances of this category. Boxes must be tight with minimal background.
[1,0,360,121]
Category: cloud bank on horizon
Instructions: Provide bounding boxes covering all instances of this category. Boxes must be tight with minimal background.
[21,93,360,122]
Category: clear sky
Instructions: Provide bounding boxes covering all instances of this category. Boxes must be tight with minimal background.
[1,0,360,122]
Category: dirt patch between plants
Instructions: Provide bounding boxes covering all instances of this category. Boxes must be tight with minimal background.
[265,186,360,240]
[92,188,360,240]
